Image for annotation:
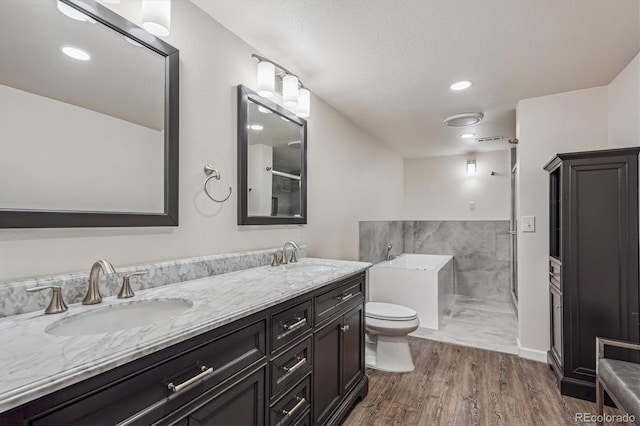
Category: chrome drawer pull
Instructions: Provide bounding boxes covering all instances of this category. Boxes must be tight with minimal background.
[167,366,214,393]
[283,317,307,331]
[282,356,307,374]
[335,293,353,302]
[282,396,306,417]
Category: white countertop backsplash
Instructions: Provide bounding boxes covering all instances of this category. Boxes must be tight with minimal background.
[0,257,370,413]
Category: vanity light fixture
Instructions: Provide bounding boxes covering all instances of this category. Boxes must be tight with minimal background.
[249,124,264,131]
[141,0,171,37]
[252,54,311,117]
[450,80,472,91]
[467,160,477,176]
[461,133,476,139]
[56,1,95,23]
[61,46,91,61]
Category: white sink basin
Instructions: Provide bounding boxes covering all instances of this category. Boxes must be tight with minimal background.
[277,261,338,273]
[45,299,193,336]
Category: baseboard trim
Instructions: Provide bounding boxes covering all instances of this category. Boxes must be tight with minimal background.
[518,343,548,363]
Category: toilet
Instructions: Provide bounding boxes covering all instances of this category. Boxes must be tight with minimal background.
[365,301,420,373]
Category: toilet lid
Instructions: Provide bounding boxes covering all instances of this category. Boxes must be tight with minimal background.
[366,302,417,321]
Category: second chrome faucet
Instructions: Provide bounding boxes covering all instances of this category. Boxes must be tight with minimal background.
[83,260,116,305]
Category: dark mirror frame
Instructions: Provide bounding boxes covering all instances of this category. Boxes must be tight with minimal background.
[0,0,179,228]
[237,85,307,225]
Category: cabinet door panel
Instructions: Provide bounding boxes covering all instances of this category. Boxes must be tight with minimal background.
[313,316,342,425]
[550,286,562,364]
[342,305,364,394]
[185,367,265,426]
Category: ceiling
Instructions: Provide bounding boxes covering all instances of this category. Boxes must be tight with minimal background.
[0,0,164,130]
[193,0,639,158]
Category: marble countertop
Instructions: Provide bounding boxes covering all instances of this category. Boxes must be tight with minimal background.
[0,258,370,413]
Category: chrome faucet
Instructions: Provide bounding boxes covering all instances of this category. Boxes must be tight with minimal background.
[280,241,300,265]
[386,243,394,261]
[83,260,116,305]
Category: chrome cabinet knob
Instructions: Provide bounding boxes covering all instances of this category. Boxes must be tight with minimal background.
[26,285,68,314]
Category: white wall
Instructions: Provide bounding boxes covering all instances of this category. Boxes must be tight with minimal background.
[515,86,609,356]
[608,53,640,148]
[403,150,510,220]
[0,0,403,281]
[0,85,164,213]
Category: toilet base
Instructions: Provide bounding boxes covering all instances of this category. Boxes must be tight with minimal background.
[365,334,415,373]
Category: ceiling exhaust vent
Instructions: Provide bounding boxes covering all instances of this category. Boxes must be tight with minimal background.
[443,112,483,127]
[476,136,504,143]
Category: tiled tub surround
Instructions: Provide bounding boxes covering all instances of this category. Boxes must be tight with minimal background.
[0,246,306,317]
[360,221,511,302]
[358,221,404,264]
[0,257,369,413]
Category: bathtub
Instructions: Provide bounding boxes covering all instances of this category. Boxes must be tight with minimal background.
[368,253,454,330]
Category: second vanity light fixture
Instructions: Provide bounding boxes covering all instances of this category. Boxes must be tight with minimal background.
[253,54,311,118]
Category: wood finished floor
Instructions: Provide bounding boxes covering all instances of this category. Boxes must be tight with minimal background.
[344,337,631,426]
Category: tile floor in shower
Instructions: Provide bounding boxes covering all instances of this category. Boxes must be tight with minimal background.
[410,294,518,355]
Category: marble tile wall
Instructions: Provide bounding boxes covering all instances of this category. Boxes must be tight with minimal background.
[359,220,511,301]
[358,221,404,264]
[0,246,307,318]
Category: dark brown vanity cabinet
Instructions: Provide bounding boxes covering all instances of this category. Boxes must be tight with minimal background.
[313,280,365,426]
[0,272,368,426]
[544,147,640,401]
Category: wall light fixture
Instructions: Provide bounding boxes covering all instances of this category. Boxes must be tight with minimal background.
[252,54,311,118]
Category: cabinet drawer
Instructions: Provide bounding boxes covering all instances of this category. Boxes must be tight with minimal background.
[33,320,266,426]
[271,299,312,353]
[315,275,364,324]
[270,375,311,426]
[549,258,561,290]
[270,337,312,400]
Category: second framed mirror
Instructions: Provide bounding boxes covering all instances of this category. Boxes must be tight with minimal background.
[237,85,307,225]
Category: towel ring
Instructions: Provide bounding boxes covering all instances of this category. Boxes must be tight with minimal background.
[204,164,232,203]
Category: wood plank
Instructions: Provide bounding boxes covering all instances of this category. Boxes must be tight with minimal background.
[344,338,632,426]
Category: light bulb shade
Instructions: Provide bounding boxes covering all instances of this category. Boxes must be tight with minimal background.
[141,0,171,37]
[282,75,299,108]
[295,88,311,118]
[256,61,275,98]
[467,160,477,176]
[57,0,95,22]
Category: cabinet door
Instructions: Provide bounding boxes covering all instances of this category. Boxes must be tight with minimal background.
[550,287,562,364]
[183,367,265,426]
[342,305,364,394]
[313,316,342,425]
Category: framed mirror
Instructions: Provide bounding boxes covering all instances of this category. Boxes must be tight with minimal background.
[237,85,307,225]
[0,0,179,228]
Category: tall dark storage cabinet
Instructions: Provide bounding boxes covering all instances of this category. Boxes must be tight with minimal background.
[544,147,640,402]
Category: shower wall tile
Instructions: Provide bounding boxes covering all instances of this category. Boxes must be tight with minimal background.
[358,221,404,264]
[403,221,511,301]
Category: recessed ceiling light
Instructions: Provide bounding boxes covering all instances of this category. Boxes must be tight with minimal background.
[60,46,91,61]
[461,133,476,139]
[249,124,263,131]
[257,106,272,114]
[450,80,472,91]
[56,0,95,23]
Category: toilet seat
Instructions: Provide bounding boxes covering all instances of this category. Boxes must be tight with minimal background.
[366,302,417,321]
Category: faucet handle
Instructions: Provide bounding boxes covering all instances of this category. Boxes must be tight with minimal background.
[289,250,298,263]
[271,253,280,267]
[26,286,68,314]
[118,271,147,299]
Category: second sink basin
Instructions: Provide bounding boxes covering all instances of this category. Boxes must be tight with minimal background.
[45,299,193,336]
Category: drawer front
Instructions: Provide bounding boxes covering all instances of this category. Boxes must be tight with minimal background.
[549,258,561,290]
[315,275,364,324]
[271,299,312,353]
[270,337,312,400]
[292,409,311,426]
[269,375,311,426]
[33,320,266,426]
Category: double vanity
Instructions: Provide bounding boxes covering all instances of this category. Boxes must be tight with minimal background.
[0,256,370,425]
